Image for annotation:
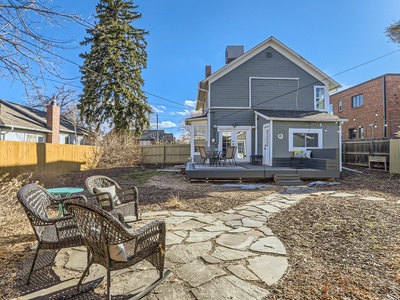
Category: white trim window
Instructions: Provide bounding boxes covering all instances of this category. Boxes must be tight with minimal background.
[289,128,323,151]
[314,86,326,111]
[192,122,206,153]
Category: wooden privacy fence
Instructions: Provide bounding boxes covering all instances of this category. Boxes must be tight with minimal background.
[0,141,97,178]
[0,141,190,178]
[342,138,390,168]
[141,144,190,164]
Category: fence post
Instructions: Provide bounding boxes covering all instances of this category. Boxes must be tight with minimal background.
[163,144,166,165]
[342,141,346,165]
[370,139,373,156]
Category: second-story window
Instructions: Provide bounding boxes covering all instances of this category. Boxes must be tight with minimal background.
[352,94,364,108]
[338,100,342,112]
[314,86,326,110]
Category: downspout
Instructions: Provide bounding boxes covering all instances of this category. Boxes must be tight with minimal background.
[0,126,14,139]
[382,75,387,137]
[339,121,343,172]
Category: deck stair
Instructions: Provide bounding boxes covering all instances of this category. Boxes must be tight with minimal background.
[273,174,304,186]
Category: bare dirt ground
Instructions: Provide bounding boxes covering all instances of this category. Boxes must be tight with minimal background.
[1,165,400,299]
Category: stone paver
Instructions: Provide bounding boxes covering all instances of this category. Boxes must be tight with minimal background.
[215,234,256,250]
[248,255,288,286]
[191,275,270,300]
[176,260,226,287]
[23,187,331,299]
[330,192,356,197]
[361,196,385,201]
[250,236,286,254]
[167,241,213,264]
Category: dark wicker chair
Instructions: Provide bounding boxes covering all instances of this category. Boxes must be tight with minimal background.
[17,183,87,284]
[63,199,170,300]
[85,175,140,223]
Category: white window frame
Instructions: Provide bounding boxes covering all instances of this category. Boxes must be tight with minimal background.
[191,121,207,154]
[289,128,323,151]
[338,100,342,112]
[314,86,327,111]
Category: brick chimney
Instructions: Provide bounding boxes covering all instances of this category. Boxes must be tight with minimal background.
[46,100,60,144]
[205,65,211,77]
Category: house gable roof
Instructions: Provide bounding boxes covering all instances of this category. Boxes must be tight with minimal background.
[197,36,341,110]
[0,99,86,134]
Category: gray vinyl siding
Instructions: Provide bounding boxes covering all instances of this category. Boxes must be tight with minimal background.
[272,121,339,158]
[210,46,323,110]
[210,110,254,127]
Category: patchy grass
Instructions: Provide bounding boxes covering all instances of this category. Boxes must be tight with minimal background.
[165,193,184,209]
[118,169,162,185]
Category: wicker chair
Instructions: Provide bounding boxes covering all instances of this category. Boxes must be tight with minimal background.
[63,199,170,300]
[85,175,140,223]
[17,183,87,284]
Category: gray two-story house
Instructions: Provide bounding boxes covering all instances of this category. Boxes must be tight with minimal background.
[186,36,345,181]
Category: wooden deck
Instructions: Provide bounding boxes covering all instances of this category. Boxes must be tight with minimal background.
[185,162,340,182]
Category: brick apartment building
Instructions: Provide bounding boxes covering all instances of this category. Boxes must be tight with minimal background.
[330,74,400,140]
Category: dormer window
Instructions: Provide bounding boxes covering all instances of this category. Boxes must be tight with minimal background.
[314,86,326,111]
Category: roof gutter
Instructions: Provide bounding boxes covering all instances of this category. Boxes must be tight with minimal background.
[0,124,52,133]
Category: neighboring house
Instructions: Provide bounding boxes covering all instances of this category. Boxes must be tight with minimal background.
[330,74,400,140]
[0,99,86,144]
[138,129,175,145]
[186,36,344,173]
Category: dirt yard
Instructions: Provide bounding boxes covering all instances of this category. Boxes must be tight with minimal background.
[1,165,400,299]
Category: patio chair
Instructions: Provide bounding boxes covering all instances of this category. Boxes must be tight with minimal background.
[85,175,140,223]
[16,183,87,284]
[221,145,237,166]
[63,199,170,300]
[198,146,213,165]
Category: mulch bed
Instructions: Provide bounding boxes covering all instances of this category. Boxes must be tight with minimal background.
[2,165,400,299]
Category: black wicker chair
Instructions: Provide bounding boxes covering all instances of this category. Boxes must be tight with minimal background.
[85,175,140,223]
[63,199,170,300]
[17,183,87,284]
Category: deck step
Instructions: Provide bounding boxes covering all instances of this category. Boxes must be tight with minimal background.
[273,174,304,186]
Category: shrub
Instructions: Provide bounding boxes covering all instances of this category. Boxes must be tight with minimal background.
[85,131,142,169]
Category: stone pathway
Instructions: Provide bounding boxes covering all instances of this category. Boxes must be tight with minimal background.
[21,186,387,299]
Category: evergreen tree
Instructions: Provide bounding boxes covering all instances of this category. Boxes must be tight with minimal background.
[79,0,151,135]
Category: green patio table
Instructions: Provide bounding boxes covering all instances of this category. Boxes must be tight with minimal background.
[47,187,84,217]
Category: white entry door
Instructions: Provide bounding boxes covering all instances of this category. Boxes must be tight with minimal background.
[218,127,251,163]
[263,124,271,166]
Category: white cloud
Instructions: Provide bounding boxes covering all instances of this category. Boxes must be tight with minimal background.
[177,109,191,116]
[184,100,196,108]
[151,105,165,113]
[150,121,176,129]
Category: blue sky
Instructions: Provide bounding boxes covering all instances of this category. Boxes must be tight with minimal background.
[1,0,400,139]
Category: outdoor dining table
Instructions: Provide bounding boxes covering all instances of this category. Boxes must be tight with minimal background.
[209,151,222,166]
[47,187,84,217]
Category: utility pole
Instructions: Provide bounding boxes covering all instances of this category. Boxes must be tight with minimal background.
[156,114,159,144]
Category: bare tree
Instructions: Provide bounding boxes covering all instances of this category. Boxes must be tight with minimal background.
[179,110,204,143]
[27,85,78,112]
[0,0,83,90]
[386,20,400,44]
[26,85,86,144]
